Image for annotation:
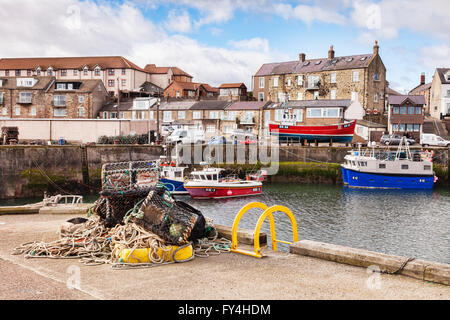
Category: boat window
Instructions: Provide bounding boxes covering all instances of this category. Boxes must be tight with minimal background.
[352,161,356,166]
[212,174,217,180]
[201,175,207,180]
[401,164,409,170]
[379,163,386,169]
[424,165,431,170]
[175,171,182,178]
[206,175,212,180]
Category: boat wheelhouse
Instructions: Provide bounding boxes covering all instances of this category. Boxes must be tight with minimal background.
[159,165,188,194]
[341,138,436,189]
[184,167,262,199]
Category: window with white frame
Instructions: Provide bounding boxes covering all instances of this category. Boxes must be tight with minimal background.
[297,92,303,100]
[330,89,336,100]
[163,111,172,122]
[206,125,215,133]
[294,109,303,122]
[307,108,341,118]
[178,110,185,119]
[275,109,283,121]
[297,75,303,86]
[53,95,66,106]
[308,75,319,88]
[78,95,85,103]
[259,77,264,88]
[228,111,236,121]
[15,106,21,115]
[264,110,270,124]
[351,91,358,101]
[78,107,84,117]
[287,78,292,87]
[352,71,359,82]
[330,72,336,83]
[31,106,36,116]
[313,91,319,100]
[273,77,278,87]
[0,93,3,104]
[1,107,6,116]
[209,111,219,119]
[53,108,67,117]
[19,92,32,103]
[258,92,264,101]
[193,111,201,119]
[374,93,378,102]
[149,111,154,120]
[175,91,180,98]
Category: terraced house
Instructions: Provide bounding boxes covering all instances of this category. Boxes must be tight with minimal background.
[253,41,386,114]
[0,56,150,97]
[0,76,108,119]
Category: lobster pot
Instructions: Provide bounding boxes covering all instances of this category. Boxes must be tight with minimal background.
[135,188,205,246]
[101,160,159,192]
[91,189,151,227]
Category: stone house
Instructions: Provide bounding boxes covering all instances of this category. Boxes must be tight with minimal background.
[387,95,425,141]
[429,68,450,119]
[409,73,432,116]
[143,65,193,89]
[221,101,268,137]
[188,100,232,138]
[218,83,248,101]
[253,41,386,115]
[0,56,149,97]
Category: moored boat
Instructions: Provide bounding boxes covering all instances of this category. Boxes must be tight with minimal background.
[269,119,356,143]
[184,168,262,199]
[341,138,436,189]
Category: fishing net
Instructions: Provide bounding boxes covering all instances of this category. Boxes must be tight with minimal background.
[126,186,206,246]
[101,160,159,192]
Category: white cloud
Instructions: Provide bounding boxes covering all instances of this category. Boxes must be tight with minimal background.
[228,38,270,53]
[164,10,192,33]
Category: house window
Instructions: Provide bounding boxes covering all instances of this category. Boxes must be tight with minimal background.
[121,79,126,87]
[275,109,284,121]
[206,125,215,133]
[5,70,9,76]
[1,107,7,116]
[31,106,36,116]
[330,72,336,83]
[308,75,319,88]
[47,68,53,76]
[415,107,422,115]
[193,111,201,119]
[414,124,420,132]
[393,124,398,131]
[122,69,126,75]
[178,111,185,119]
[307,108,322,118]
[0,93,3,104]
[400,106,407,114]
[352,71,359,82]
[297,75,303,86]
[330,89,336,100]
[313,91,319,100]
[297,92,303,100]
[273,77,278,87]
[103,112,108,119]
[79,95,85,103]
[108,80,115,87]
[83,68,88,76]
[228,111,236,121]
[73,69,78,76]
[61,69,67,76]
[108,69,115,76]
[110,112,118,119]
[18,92,32,103]
[15,70,21,76]
[56,83,66,90]
[78,107,84,117]
[15,106,20,115]
[94,68,101,76]
[53,95,66,106]
[408,106,415,114]
[175,90,180,98]
[258,92,264,101]
[373,73,380,81]
[163,111,172,122]
[398,123,406,131]
[393,106,399,114]
[351,92,358,102]
[294,109,303,122]
[36,69,40,76]
[287,78,292,87]
[259,77,264,88]
[374,93,378,102]
[27,70,32,76]
[210,111,219,119]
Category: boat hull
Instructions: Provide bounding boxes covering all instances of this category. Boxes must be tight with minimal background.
[160,178,188,194]
[185,183,262,199]
[269,120,356,143]
[341,167,434,189]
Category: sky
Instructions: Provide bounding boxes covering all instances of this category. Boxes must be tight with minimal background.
[0,0,449,93]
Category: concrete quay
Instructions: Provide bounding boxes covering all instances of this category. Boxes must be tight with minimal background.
[0,212,449,300]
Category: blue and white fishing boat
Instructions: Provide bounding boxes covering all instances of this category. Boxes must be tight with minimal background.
[159,164,188,194]
[341,137,436,189]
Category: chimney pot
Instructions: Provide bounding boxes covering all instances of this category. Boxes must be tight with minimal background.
[328,45,335,60]
[299,53,306,63]
[420,72,425,85]
[373,40,379,55]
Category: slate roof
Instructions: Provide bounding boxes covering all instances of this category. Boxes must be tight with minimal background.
[388,95,426,105]
[409,82,431,95]
[435,68,450,84]
[225,101,268,110]
[0,76,54,90]
[255,54,374,77]
[189,100,231,110]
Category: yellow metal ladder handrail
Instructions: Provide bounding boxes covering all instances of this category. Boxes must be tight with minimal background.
[230,202,298,258]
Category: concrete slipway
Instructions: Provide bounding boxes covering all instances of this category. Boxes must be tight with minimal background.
[0,212,449,300]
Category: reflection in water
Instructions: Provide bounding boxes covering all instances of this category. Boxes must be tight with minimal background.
[1,184,449,263]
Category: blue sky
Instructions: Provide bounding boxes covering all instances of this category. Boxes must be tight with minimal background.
[1,0,449,92]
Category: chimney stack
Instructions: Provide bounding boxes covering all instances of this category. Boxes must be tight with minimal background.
[299,53,306,63]
[328,45,335,60]
[420,72,425,85]
[373,40,379,55]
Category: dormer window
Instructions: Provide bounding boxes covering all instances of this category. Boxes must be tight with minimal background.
[94,67,101,76]
[47,67,53,76]
[446,73,450,81]
[83,66,89,76]
[36,67,41,76]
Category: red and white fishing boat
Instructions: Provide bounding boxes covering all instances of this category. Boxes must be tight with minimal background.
[184,168,262,199]
[269,119,356,143]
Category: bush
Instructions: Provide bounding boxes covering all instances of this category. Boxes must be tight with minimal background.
[97,132,154,145]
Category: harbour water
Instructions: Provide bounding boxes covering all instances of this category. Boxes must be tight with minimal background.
[1,184,449,264]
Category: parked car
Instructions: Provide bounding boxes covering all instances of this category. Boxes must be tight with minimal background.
[229,130,257,145]
[208,136,227,145]
[420,133,450,147]
[380,134,416,145]
[165,129,205,145]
